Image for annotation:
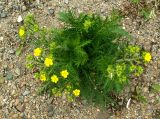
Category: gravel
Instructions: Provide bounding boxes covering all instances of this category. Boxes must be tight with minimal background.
[0,12,7,18]
[0,0,159,119]
[48,8,55,15]
[23,90,30,96]
[22,5,27,12]
[0,75,5,84]
[6,72,13,80]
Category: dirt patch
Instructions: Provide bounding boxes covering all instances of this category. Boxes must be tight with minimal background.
[0,0,159,118]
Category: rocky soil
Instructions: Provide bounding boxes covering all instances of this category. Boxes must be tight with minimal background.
[0,0,160,119]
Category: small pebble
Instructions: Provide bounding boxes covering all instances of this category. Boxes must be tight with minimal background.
[0,12,7,18]
[6,72,13,80]
[11,90,16,96]
[19,96,24,103]
[12,114,19,118]
[16,104,26,112]
[48,111,54,117]
[8,49,15,54]
[15,68,21,76]
[0,37,3,41]
[64,0,69,4]
[48,105,54,112]
[23,90,30,96]
[0,6,4,11]
[17,15,23,23]
[48,8,54,15]
[22,6,27,11]
[14,99,20,106]
[36,0,40,4]
[13,4,20,10]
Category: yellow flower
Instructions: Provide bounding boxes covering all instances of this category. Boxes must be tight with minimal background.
[73,89,80,97]
[83,20,92,31]
[60,70,69,78]
[143,52,152,62]
[19,26,25,37]
[51,75,59,83]
[44,57,53,67]
[34,48,42,57]
[40,74,46,81]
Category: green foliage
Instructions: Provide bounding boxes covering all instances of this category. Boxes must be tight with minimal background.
[130,0,141,4]
[127,0,156,20]
[151,84,160,92]
[140,8,156,20]
[134,87,147,103]
[19,11,150,107]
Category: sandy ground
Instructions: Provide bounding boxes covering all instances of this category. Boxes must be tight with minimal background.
[0,0,160,119]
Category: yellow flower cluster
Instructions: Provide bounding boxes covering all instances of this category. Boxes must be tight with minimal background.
[51,75,59,83]
[60,70,69,78]
[73,89,80,97]
[34,48,42,57]
[19,26,25,37]
[143,52,152,62]
[83,20,92,31]
[40,74,46,81]
[44,57,53,67]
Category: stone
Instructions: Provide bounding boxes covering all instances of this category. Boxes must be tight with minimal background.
[48,111,54,117]
[27,113,31,119]
[0,37,3,41]
[143,87,148,93]
[15,68,21,76]
[13,5,20,10]
[24,97,29,103]
[8,49,15,54]
[15,99,20,106]
[8,2,12,9]
[0,12,7,18]
[82,99,87,105]
[118,101,123,106]
[48,105,54,112]
[151,99,155,103]
[16,104,25,112]
[10,100,14,107]
[19,96,24,103]
[12,114,19,118]
[47,105,55,117]
[22,6,27,11]
[20,81,26,88]
[36,0,40,4]
[0,6,4,11]
[0,47,5,52]
[64,0,69,4]
[23,90,30,96]
[3,64,8,69]
[149,93,155,98]
[32,115,36,119]
[48,8,54,15]
[6,72,13,80]
[17,15,23,23]
[21,112,26,119]
[11,90,16,96]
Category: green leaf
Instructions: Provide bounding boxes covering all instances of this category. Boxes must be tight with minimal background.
[138,95,147,103]
[59,11,75,25]
[78,40,92,48]
[130,0,140,4]
[16,46,23,56]
[152,84,160,92]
